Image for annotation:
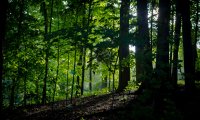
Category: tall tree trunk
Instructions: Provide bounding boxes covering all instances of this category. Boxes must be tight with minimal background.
[71,44,77,104]
[150,0,155,50]
[76,54,82,95]
[0,0,8,112]
[181,0,195,92]
[155,0,170,116]
[66,52,69,105]
[89,49,93,91]
[135,0,152,94]
[169,1,175,77]
[171,0,181,89]
[118,0,130,92]
[10,0,25,108]
[23,60,27,106]
[70,9,79,104]
[194,0,199,66]
[81,0,92,95]
[42,1,48,105]
[81,48,86,95]
[52,41,60,105]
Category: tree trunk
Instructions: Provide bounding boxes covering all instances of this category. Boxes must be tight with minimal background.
[81,48,86,95]
[0,0,8,112]
[53,41,60,105]
[171,0,181,89]
[23,60,27,106]
[169,2,175,77]
[102,76,107,89]
[135,0,152,94]
[150,0,155,50]
[66,52,70,104]
[118,0,130,92]
[155,0,170,116]
[42,1,48,105]
[77,54,82,95]
[89,49,93,91]
[70,9,79,104]
[81,0,92,95]
[9,0,25,108]
[194,0,199,66]
[181,0,195,92]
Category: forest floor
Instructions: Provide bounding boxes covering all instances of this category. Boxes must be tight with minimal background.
[2,86,200,120]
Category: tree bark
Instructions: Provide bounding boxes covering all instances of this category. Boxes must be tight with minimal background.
[155,0,170,116]
[171,0,181,89]
[181,0,195,92]
[135,0,152,94]
[194,0,199,66]
[118,0,130,92]
[89,49,93,91]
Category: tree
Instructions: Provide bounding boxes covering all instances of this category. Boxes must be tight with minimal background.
[135,0,152,94]
[171,0,181,89]
[9,0,25,108]
[0,0,8,112]
[181,0,195,92]
[194,0,199,69]
[42,1,49,105]
[118,0,130,92]
[155,0,171,116]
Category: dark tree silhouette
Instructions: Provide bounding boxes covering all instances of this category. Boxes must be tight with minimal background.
[171,0,181,89]
[0,0,8,112]
[118,0,130,92]
[181,0,195,92]
[135,0,152,94]
[155,0,170,116]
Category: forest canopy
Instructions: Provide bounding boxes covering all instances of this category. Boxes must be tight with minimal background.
[0,0,200,119]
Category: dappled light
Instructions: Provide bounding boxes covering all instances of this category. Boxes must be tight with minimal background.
[0,0,200,119]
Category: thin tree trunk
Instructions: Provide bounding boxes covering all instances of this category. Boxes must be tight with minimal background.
[81,0,92,95]
[169,2,175,77]
[70,9,79,104]
[118,0,130,92]
[81,48,86,95]
[42,1,48,105]
[66,52,69,105]
[52,4,60,108]
[23,60,27,106]
[150,0,155,50]
[194,0,199,65]
[171,0,181,89]
[89,49,93,91]
[71,45,77,104]
[75,54,81,96]
[52,41,60,105]
[108,63,111,91]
